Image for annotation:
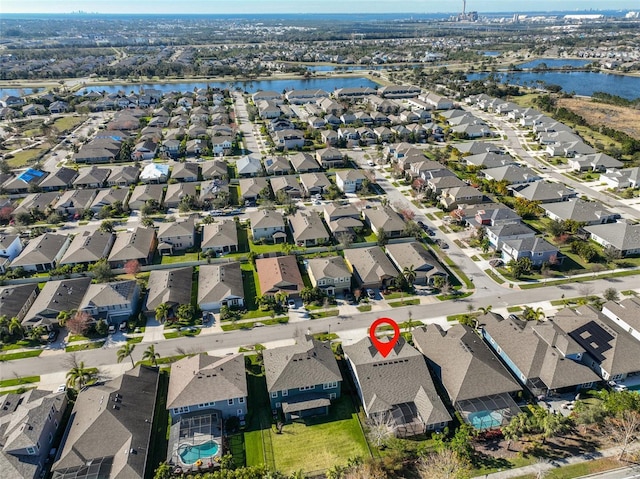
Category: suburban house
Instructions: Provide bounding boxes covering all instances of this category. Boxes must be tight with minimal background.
[198,262,245,312]
[139,163,169,183]
[270,175,302,199]
[201,160,229,180]
[170,162,199,182]
[440,186,484,210]
[315,148,344,169]
[335,169,366,194]
[128,184,165,210]
[21,277,92,330]
[413,324,522,430]
[289,211,330,247]
[290,152,321,173]
[236,156,263,177]
[132,140,158,161]
[10,233,71,272]
[602,297,640,343]
[73,166,111,189]
[53,189,97,217]
[568,153,623,172]
[90,187,130,213]
[553,305,640,382]
[11,192,62,218]
[480,312,600,397]
[385,242,447,286]
[542,199,619,225]
[0,284,39,322]
[363,206,406,238]
[344,337,451,437]
[482,165,542,185]
[585,221,640,257]
[464,203,522,228]
[145,267,193,316]
[263,336,342,421]
[107,227,157,268]
[167,353,248,420]
[163,182,198,209]
[239,177,269,204]
[463,152,515,169]
[306,256,352,295]
[201,220,239,255]
[0,234,22,262]
[601,167,640,190]
[38,167,78,191]
[59,230,115,267]
[264,156,292,176]
[503,237,561,268]
[51,366,159,479]
[510,182,576,204]
[323,203,364,239]
[248,209,286,243]
[157,218,196,254]
[255,255,304,298]
[299,172,331,197]
[486,223,536,251]
[78,280,139,324]
[426,175,466,194]
[343,246,399,290]
[0,389,67,479]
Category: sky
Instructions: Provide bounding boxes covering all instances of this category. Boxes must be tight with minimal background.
[1,0,638,14]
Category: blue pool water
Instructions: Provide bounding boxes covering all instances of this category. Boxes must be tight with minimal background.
[468,410,503,430]
[178,440,219,464]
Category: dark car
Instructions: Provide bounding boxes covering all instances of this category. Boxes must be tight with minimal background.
[508,314,520,321]
[47,330,59,343]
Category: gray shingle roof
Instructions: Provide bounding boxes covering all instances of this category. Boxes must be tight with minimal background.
[197,262,244,306]
[289,211,330,243]
[107,227,155,263]
[585,221,640,252]
[22,277,92,328]
[52,366,159,479]
[59,230,115,265]
[11,233,69,268]
[343,246,398,285]
[0,284,38,321]
[344,337,451,425]
[363,206,406,233]
[145,267,193,311]
[543,199,616,223]
[167,353,247,409]
[306,256,351,282]
[413,324,521,404]
[263,336,341,392]
[201,220,238,250]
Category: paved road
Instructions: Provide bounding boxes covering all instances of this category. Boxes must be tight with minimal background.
[578,466,640,479]
[3,274,637,381]
[232,91,261,156]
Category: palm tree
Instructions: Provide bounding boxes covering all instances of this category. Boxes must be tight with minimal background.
[8,317,24,339]
[117,343,136,368]
[66,361,94,390]
[478,305,493,315]
[274,291,288,307]
[155,303,170,324]
[403,265,417,289]
[56,310,73,327]
[142,344,161,367]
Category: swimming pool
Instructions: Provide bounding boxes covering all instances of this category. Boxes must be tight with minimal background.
[468,410,503,430]
[178,440,220,464]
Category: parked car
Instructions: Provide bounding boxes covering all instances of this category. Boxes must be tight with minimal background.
[108,324,116,334]
[508,314,520,321]
[119,322,128,332]
[47,330,59,343]
[287,299,296,309]
[366,289,375,299]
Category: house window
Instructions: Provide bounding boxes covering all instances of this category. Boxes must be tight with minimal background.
[174,406,190,414]
[27,447,36,455]
[282,390,288,397]
[275,402,281,408]
[49,432,53,444]
[237,409,244,415]
[329,393,336,400]
[271,392,278,399]
[228,399,234,405]
[239,397,245,404]
[299,385,315,391]
[323,382,338,390]
[54,420,58,428]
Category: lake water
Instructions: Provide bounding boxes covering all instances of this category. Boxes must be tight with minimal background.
[305,65,387,72]
[467,71,640,100]
[483,51,501,57]
[517,58,593,69]
[74,77,379,96]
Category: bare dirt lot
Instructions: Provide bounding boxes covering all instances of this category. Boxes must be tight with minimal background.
[557,97,640,140]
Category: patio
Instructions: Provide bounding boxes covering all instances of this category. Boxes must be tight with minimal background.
[167,411,223,472]
[456,393,521,430]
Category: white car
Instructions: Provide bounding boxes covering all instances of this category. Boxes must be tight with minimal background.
[287,299,296,309]
[613,384,629,392]
[56,385,67,393]
[367,160,375,167]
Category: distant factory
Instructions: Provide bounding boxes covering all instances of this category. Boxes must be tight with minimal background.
[451,0,478,22]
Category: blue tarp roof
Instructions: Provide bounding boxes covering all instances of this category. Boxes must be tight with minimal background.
[17,168,45,184]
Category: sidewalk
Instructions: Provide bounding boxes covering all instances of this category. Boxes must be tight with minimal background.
[483,442,640,479]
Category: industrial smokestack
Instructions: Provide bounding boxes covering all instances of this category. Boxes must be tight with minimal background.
[463,0,466,14]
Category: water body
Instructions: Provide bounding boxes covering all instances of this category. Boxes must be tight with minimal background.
[483,51,501,57]
[517,58,594,69]
[305,65,386,72]
[73,77,379,96]
[467,71,640,100]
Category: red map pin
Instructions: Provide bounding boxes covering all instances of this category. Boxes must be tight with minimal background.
[369,317,400,358]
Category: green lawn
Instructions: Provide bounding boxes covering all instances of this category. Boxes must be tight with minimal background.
[237,226,251,253]
[269,395,370,475]
[241,263,260,310]
[145,371,170,478]
[160,252,200,264]
[163,328,201,339]
[6,146,49,167]
[52,116,84,133]
[0,350,43,361]
[388,299,420,308]
[508,457,622,479]
[308,309,339,319]
[65,341,105,352]
[356,305,372,312]
[0,375,40,388]
[485,268,505,284]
